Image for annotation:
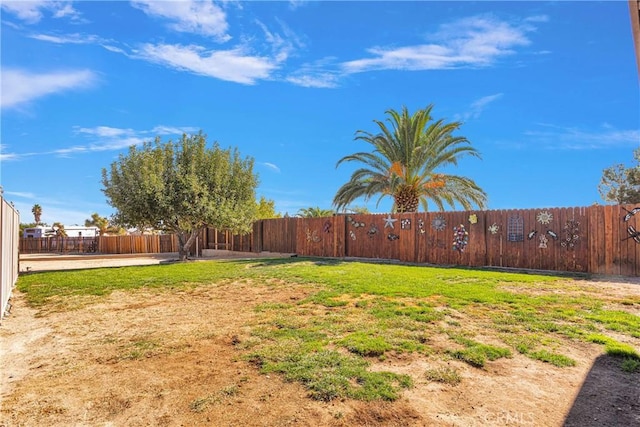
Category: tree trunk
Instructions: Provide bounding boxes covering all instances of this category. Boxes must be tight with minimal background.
[177,229,200,261]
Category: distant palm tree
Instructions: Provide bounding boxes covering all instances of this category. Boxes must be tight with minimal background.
[32,204,42,224]
[85,213,110,236]
[333,105,487,213]
[296,207,334,218]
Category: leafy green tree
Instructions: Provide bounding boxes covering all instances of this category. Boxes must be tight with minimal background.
[31,204,42,224]
[255,196,281,219]
[102,132,258,261]
[85,212,110,235]
[333,105,487,213]
[296,206,334,218]
[598,148,640,204]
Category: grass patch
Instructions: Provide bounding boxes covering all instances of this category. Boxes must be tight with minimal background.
[447,334,511,368]
[424,367,461,385]
[190,385,239,412]
[528,350,576,367]
[16,257,640,399]
[621,357,640,373]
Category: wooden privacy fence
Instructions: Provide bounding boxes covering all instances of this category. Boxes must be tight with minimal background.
[17,204,640,276]
[243,204,639,277]
[1,197,20,320]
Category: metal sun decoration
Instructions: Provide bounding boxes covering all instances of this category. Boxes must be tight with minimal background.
[432,216,446,231]
[537,210,553,225]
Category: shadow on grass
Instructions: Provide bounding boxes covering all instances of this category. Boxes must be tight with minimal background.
[563,355,640,426]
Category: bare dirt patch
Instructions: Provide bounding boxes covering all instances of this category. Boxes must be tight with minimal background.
[1,257,639,426]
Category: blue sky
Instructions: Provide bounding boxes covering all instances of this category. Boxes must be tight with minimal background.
[1,0,639,226]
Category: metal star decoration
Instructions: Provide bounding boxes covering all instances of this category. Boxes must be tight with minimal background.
[383,214,397,229]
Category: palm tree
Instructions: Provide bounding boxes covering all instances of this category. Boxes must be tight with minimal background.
[32,204,42,224]
[52,222,67,237]
[333,105,487,213]
[296,207,334,218]
[85,213,110,236]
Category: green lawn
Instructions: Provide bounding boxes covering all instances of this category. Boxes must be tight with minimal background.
[17,257,640,401]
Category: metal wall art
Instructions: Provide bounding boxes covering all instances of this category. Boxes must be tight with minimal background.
[323,220,332,233]
[539,234,548,249]
[305,229,321,243]
[507,216,524,242]
[401,218,411,230]
[622,207,640,244]
[418,218,426,234]
[387,233,399,241]
[367,224,379,238]
[469,214,478,224]
[432,216,446,231]
[384,214,397,229]
[488,223,499,235]
[453,224,469,252]
[347,216,365,229]
[560,219,580,249]
[349,230,356,240]
[537,210,553,225]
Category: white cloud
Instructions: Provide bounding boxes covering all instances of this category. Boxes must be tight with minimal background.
[342,15,536,73]
[135,43,278,85]
[131,0,230,41]
[0,1,80,24]
[75,126,136,138]
[30,33,103,44]
[286,73,340,88]
[4,191,36,199]
[523,124,640,150]
[1,68,97,109]
[150,125,200,136]
[260,162,281,173]
[458,93,503,121]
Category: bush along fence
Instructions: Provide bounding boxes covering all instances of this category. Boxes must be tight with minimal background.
[17,204,640,276]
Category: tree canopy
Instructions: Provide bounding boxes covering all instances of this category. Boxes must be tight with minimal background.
[255,196,281,219]
[598,148,640,204]
[31,204,42,224]
[102,132,258,260]
[296,207,334,218]
[333,105,487,213]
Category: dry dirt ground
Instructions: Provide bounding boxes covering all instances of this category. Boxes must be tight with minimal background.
[1,254,639,427]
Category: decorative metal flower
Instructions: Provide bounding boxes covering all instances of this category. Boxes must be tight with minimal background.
[537,210,553,225]
[488,223,499,235]
[432,216,446,231]
[469,214,478,224]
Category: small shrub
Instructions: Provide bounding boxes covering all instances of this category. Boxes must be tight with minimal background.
[621,357,640,373]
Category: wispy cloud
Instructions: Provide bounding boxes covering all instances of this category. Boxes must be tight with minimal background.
[4,191,36,199]
[134,43,279,85]
[260,162,281,173]
[342,15,541,73]
[131,0,230,42]
[29,32,103,44]
[0,0,81,24]
[523,123,640,150]
[457,93,503,121]
[1,68,97,109]
[2,125,197,161]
